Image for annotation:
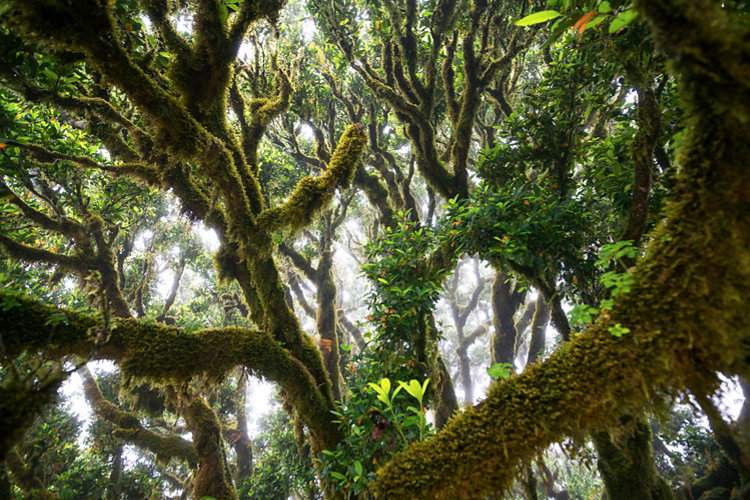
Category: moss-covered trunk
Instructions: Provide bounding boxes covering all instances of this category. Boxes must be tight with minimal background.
[490,271,526,366]
[373,0,750,496]
[184,398,238,500]
[316,242,343,402]
[593,417,673,500]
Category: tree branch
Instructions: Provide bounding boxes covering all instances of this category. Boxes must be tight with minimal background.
[0,290,342,451]
[374,0,750,495]
[79,366,198,468]
[256,124,367,233]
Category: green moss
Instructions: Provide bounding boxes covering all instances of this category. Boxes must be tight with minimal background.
[0,291,344,453]
[244,70,293,173]
[0,367,65,462]
[374,1,750,496]
[112,429,199,469]
[184,398,238,500]
[316,250,342,401]
[80,368,199,467]
[593,417,673,500]
[256,124,367,234]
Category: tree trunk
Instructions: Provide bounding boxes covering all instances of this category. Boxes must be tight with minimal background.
[490,271,526,365]
[526,296,549,366]
[593,416,674,500]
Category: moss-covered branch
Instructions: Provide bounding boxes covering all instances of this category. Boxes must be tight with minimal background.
[4,450,45,493]
[278,242,317,281]
[243,68,293,173]
[79,367,198,468]
[0,365,66,463]
[4,0,261,237]
[373,0,750,496]
[256,124,367,233]
[1,135,160,186]
[183,397,237,500]
[141,0,191,56]
[0,233,84,274]
[0,290,342,452]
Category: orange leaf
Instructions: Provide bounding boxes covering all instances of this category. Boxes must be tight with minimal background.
[572,11,597,35]
[318,338,333,352]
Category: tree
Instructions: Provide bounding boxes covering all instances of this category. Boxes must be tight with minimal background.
[0,0,365,497]
[373,0,750,498]
[1,0,749,499]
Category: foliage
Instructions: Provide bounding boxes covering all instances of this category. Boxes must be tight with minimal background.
[239,408,319,500]
[317,373,432,498]
[569,240,638,332]
[0,0,748,498]
[488,362,514,381]
[445,180,598,293]
[361,211,449,372]
[8,402,111,499]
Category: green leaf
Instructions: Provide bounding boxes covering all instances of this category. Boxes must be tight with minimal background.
[218,3,229,24]
[367,382,384,395]
[588,14,607,29]
[0,294,21,312]
[488,362,514,380]
[354,460,363,476]
[607,323,630,337]
[569,304,597,327]
[45,311,69,327]
[598,1,612,13]
[515,10,562,26]
[608,9,638,33]
[379,377,391,394]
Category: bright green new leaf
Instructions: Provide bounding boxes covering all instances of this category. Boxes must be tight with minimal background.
[379,377,390,394]
[488,362,513,380]
[369,378,394,404]
[399,379,428,404]
[608,323,631,337]
[515,10,562,27]
[608,9,638,33]
[587,14,607,29]
[218,3,229,24]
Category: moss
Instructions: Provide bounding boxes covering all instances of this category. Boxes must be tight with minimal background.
[244,69,293,173]
[593,417,673,500]
[316,248,342,401]
[80,367,199,467]
[213,243,242,284]
[183,397,238,500]
[5,449,45,492]
[113,429,199,469]
[0,290,344,453]
[0,367,65,462]
[374,1,750,496]
[256,124,367,234]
